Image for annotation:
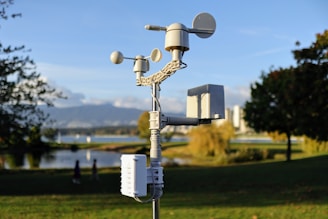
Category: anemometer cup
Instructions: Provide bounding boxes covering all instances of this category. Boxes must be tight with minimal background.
[110,51,124,64]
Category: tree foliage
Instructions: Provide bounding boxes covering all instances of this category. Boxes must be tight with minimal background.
[267,131,287,142]
[291,30,328,141]
[42,128,58,143]
[188,121,234,157]
[244,30,328,161]
[137,111,150,142]
[301,136,328,154]
[244,67,297,161]
[0,1,63,147]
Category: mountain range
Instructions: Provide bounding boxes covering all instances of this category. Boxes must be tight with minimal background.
[43,104,145,128]
[43,104,183,128]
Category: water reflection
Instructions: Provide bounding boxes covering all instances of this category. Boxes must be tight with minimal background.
[1,149,190,169]
[0,135,190,169]
[55,135,188,144]
[1,149,122,170]
[4,151,25,169]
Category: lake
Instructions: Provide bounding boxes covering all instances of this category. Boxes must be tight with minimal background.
[56,135,292,144]
[1,149,122,170]
[1,149,189,170]
[1,135,292,170]
[1,135,190,170]
[56,135,189,144]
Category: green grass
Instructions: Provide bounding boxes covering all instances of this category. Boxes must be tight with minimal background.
[0,154,327,218]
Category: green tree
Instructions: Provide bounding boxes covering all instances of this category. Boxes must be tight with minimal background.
[0,1,63,148]
[42,128,58,143]
[244,67,297,161]
[26,126,43,147]
[137,111,150,142]
[291,30,328,141]
[244,30,328,161]
[162,131,174,142]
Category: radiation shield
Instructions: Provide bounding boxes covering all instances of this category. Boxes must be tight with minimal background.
[121,154,147,198]
[186,84,225,120]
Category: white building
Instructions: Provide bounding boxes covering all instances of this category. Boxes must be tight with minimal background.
[233,105,241,129]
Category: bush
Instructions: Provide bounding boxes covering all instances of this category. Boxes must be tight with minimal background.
[302,137,328,154]
[228,147,269,163]
[188,121,234,157]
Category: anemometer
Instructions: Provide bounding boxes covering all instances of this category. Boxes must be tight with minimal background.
[110,12,224,219]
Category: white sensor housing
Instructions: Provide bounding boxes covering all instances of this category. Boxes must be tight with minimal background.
[121,154,147,198]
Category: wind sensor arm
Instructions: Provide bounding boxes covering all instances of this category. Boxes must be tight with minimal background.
[145,25,167,31]
[145,12,216,62]
[110,13,216,86]
[145,11,216,38]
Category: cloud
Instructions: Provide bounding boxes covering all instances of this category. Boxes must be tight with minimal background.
[111,87,250,113]
[53,86,86,108]
[273,34,296,43]
[113,96,150,109]
[238,27,271,36]
[51,83,250,113]
[224,86,250,108]
[37,62,89,79]
[160,97,186,114]
[251,47,288,57]
[112,96,185,113]
[43,74,250,112]
[39,78,86,107]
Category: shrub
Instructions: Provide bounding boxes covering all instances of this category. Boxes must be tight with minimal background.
[228,147,269,163]
[302,137,328,154]
[188,121,234,157]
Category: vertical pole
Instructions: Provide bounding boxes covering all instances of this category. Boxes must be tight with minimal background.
[150,83,162,219]
[153,199,160,219]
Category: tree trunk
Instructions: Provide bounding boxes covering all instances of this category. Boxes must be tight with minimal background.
[286,132,292,162]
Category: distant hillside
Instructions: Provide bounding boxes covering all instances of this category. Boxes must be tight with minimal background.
[43,104,145,128]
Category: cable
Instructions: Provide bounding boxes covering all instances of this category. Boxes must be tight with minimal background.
[133,167,156,203]
[137,60,184,86]
[150,86,162,113]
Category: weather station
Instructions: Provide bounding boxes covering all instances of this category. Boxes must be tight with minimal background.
[110,12,224,219]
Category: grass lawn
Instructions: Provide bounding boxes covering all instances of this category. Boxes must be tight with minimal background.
[0,153,327,219]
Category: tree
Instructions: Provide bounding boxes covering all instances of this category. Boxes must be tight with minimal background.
[244,67,297,161]
[42,128,58,143]
[0,1,63,148]
[162,131,174,142]
[267,131,287,143]
[188,121,234,157]
[291,30,328,141]
[137,111,150,142]
[26,126,43,147]
[244,30,328,161]
[301,136,328,154]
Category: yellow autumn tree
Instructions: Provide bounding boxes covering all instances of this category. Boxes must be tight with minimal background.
[188,121,235,157]
[267,131,287,142]
[137,111,150,142]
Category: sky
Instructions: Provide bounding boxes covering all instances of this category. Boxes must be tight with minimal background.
[2,0,328,113]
